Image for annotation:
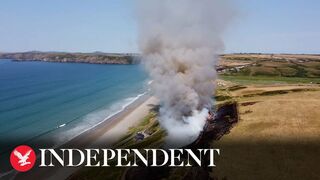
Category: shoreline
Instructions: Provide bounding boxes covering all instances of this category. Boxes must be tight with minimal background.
[0,93,148,172]
[0,93,149,168]
[64,93,152,148]
[6,94,158,180]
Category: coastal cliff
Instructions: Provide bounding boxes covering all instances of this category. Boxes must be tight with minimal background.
[0,52,140,64]
[1,52,319,66]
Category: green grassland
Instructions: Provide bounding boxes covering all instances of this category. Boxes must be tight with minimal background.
[220,75,320,84]
[233,62,320,77]
[219,55,320,85]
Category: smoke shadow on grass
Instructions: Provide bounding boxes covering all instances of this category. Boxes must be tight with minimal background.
[212,140,320,180]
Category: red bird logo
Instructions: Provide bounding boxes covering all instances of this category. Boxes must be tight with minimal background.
[13,149,32,166]
[10,145,36,172]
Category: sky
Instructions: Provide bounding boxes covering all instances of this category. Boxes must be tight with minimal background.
[0,0,319,54]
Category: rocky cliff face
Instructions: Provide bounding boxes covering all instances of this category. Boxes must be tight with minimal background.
[0,52,140,64]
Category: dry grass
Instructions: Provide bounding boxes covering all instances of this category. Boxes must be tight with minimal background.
[213,85,320,180]
[229,90,320,140]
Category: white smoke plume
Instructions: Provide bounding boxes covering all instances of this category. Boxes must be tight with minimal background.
[136,0,235,147]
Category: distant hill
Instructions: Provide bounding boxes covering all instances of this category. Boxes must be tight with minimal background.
[218,53,320,78]
[0,52,140,64]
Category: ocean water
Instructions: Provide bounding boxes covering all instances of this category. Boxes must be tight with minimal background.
[0,59,148,153]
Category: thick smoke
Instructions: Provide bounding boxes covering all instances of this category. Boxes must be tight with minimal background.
[136,0,234,147]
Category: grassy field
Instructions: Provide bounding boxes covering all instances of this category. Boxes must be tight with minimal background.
[220,75,320,84]
[219,54,320,78]
[213,82,320,180]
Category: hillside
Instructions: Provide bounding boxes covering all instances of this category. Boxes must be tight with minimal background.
[0,52,140,64]
[218,53,320,78]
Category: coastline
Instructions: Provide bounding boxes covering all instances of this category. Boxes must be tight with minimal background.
[56,92,150,149]
[0,59,149,179]
[0,51,139,65]
[64,93,156,148]
[10,94,158,180]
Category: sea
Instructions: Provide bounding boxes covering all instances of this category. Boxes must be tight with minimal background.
[0,59,148,154]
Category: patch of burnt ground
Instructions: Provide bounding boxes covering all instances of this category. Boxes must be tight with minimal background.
[123,102,239,180]
[240,101,260,107]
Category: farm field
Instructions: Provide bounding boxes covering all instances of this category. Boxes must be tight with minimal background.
[214,80,320,179]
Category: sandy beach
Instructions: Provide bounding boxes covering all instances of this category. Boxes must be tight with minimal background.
[13,95,159,180]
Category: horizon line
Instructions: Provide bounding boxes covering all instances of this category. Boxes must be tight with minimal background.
[1,51,319,56]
